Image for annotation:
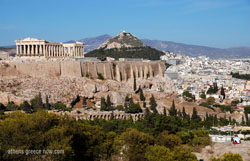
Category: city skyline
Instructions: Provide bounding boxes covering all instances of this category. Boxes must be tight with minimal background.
[0,0,250,48]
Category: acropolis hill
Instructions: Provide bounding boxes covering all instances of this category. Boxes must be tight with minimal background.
[1,60,165,81]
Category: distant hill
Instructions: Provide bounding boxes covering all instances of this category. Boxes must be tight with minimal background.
[98,31,145,49]
[79,35,250,59]
[85,31,165,60]
[2,34,250,58]
[64,34,112,52]
[142,39,250,59]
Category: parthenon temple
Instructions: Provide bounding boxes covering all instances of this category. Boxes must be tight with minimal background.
[15,37,84,57]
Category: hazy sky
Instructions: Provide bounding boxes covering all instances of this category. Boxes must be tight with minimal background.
[0,0,250,48]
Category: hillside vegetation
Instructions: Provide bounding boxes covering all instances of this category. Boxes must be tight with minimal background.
[85,46,165,60]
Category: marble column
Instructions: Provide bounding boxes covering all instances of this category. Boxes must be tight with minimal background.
[53,45,55,57]
[22,45,25,56]
[31,45,33,56]
[24,45,27,56]
[35,45,38,56]
[43,44,45,56]
[16,45,19,56]
[27,45,30,55]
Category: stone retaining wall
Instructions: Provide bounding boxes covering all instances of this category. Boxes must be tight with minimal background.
[8,60,165,81]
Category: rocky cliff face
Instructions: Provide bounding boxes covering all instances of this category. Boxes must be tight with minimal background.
[2,60,165,81]
[0,59,172,107]
[98,31,145,50]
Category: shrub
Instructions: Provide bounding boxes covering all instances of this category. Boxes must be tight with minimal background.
[97,73,104,80]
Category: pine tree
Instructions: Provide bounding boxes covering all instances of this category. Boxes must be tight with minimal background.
[143,101,146,108]
[177,110,182,117]
[163,108,167,116]
[139,88,145,101]
[106,95,112,107]
[30,92,44,109]
[101,97,107,111]
[133,75,137,91]
[242,116,245,125]
[169,100,177,116]
[205,112,209,121]
[45,95,50,110]
[144,108,151,120]
[191,107,201,122]
[82,97,87,107]
[214,115,218,126]
[149,95,157,114]
[182,107,188,120]
[221,86,226,99]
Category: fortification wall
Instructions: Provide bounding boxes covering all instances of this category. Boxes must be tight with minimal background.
[8,60,165,80]
[14,61,61,78]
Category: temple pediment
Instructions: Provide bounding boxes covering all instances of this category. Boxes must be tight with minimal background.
[21,37,43,41]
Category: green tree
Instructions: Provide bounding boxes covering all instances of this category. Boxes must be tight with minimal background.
[145,145,172,161]
[97,73,104,80]
[19,101,33,113]
[211,152,243,161]
[169,100,177,116]
[82,97,87,107]
[70,95,80,108]
[172,146,197,161]
[244,106,250,122]
[191,107,201,122]
[30,92,44,110]
[51,101,66,111]
[116,105,124,111]
[156,131,181,150]
[149,95,157,114]
[139,88,145,101]
[116,128,154,161]
[207,96,215,105]
[182,91,195,102]
[182,107,190,121]
[106,95,112,107]
[220,86,226,99]
[0,103,5,115]
[200,92,206,99]
[133,76,137,91]
[5,101,18,111]
[44,95,51,110]
[127,103,142,113]
[101,97,107,111]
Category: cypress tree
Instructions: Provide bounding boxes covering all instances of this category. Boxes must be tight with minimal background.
[182,107,188,120]
[163,107,167,116]
[45,95,50,110]
[106,95,112,107]
[101,97,107,111]
[149,95,157,114]
[82,97,87,107]
[133,76,137,91]
[191,107,201,122]
[242,116,245,125]
[177,110,182,117]
[139,88,145,101]
[169,100,177,116]
[220,86,225,99]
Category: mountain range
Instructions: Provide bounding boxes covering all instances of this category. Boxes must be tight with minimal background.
[2,34,250,59]
[65,34,250,59]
